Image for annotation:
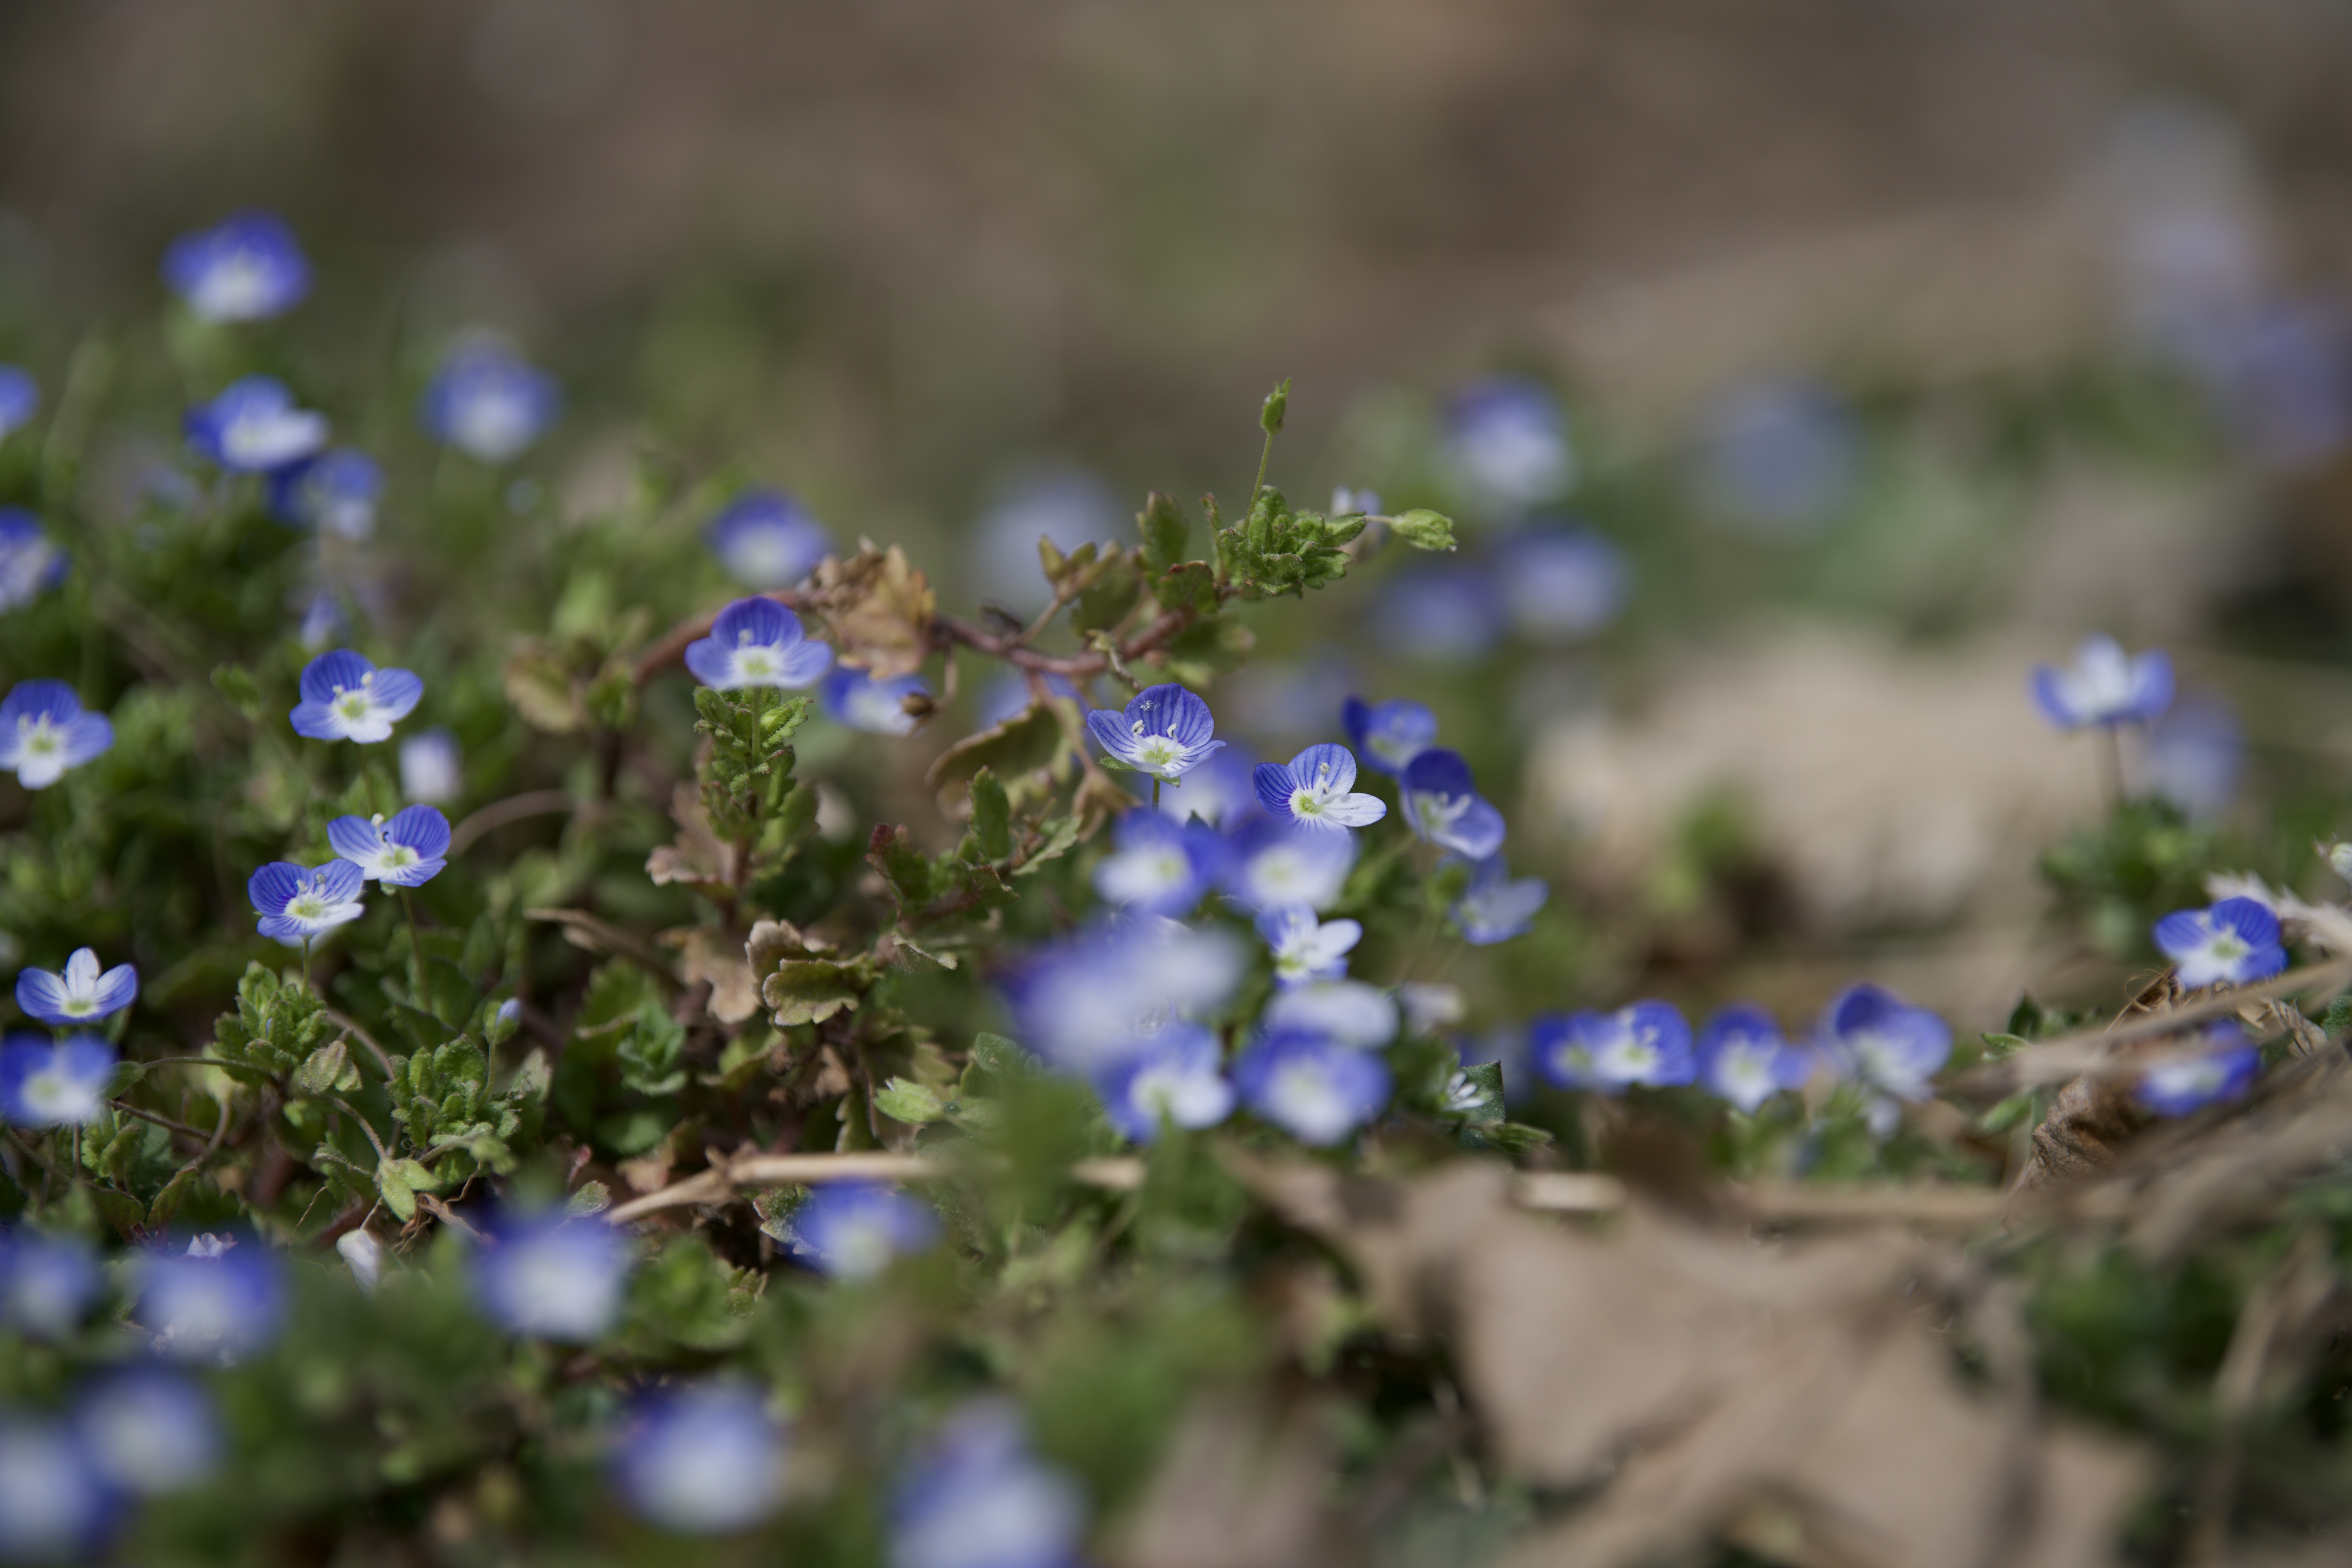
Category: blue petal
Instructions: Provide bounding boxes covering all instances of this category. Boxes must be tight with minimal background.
[312,860,366,904]
[326,815,382,864]
[1083,707,1133,761]
[387,805,453,858]
[246,862,307,915]
[288,701,344,741]
[1441,796,1507,859]
[1401,747,1477,802]
[0,679,81,728]
[1128,684,1214,747]
[711,596,800,649]
[2152,908,2214,962]
[88,966,138,1018]
[682,637,731,688]
[1287,743,1358,796]
[298,650,377,706]
[1251,763,1298,819]
[2129,651,2175,723]
[772,639,835,687]
[54,714,113,768]
[2028,666,2080,730]
[2207,896,2280,951]
[14,969,70,1024]
[367,668,424,722]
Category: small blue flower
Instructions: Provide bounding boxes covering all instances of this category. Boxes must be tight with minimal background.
[2030,635,2173,730]
[1401,749,1503,859]
[2154,895,2287,989]
[183,376,329,473]
[297,592,348,651]
[2144,694,2243,819]
[973,669,1079,731]
[971,468,1125,611]
[1261,980,1398,1048]
[1450,854,1546,945]
[1254,743,1386,833]
[1496,525,1626,642]
[0,1230,103,1339]
[1223,819,1356,912]
[1155,743,1258,829]
[398,729,463,804]
[16,948,137,1026]
[2183,298,2352,473]
[614,1384,787,1535]
[1256,905,1362,986]
[1093,810,1225,917]
[0,367,38,440]
[684,597,834,692]
[1092,1022,1235,1142]
[1696,377,1857,531]
[1532,1002,1694,1094]
[289,649,423,743]
[1235,1028,1392,1145]
[1003,921,1245,1073]
[267,448,383,540]
[0,680,113,790]
[1331,486,1382,516]
[74,1370,218,1496]
[247,860,366,944]
[139,1233,286,1364]
[0,1035,115,1127]
[328,804,452,888]
[788,1183,939,1281]
[162,211,311,322]
[472,1214,630,1340]
[0,509,65,612]
[1342,696,1438,777]
[0,1417,113,1562]
[1815,983,1950,1102]
[421,340,559,462]
[2138,1024,2262,1117]
[1086,683,1225,783]
[1695,1004,1812,1113]
[893,1402,1087,1568]
[1379,565,1506,663]
[1446,376,1573,509]
[823,668,932,736]
[707,489,834,589]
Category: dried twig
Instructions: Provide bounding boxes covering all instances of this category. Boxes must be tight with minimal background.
[450,790,579,856]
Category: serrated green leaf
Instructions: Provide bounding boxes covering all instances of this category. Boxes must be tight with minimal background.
[567,1180,612,1216]
[876,1077,947,1125]
[761,959,867,1026]
[1138,491,1190,573]
[290,1039,357,1097]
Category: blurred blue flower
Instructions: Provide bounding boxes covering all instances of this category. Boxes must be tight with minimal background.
[74,1369,218,1495]
[0,509,65,612]
[1401,749,1503,859]
[0,1230,102,1339]
[685,598,834,692]
[1695,1004,1811,1113]
[973,669,1080,732]
[1445,377,1572,510]
[184,376,328,473]
[1398,982,1467,1038]
[162,211,311,322]
[140,1233,286,1364]
[328,805,452,888]
[788,1183,939,1281]
[1532,1002,1694,1094]
[1331,486,1381,516]
[1004,920,1245,1073]
[0,1417,113,1562]
[2155,895,2285,989]
[290,649,423,743]
[421,340,559,462]
[0,1035,115,1128]
[0,368,38,440]
[615,1383,787,1535]
[707,489,833,589]
[1223,819,1355,912]
[16,949,136,1027]
[2030,635,2173,731]
[1093,810,1224,917]
[2181,298,2352,472]
[1379,565,1505,663]
[0,681,111,790]
[1261,980,1398,1048]
[1092,1021,1233,1142]
[247,860,366,944]
[2144,693,2243,819]
[399,728,463,805]
[297,592,348,651]
[971,469,1125,611]
[1155,744,1258,829]
[892,1401,1087,1568]
[1815,984,1950,1102]
[2138,1024,2261,1117]
[267,449,383,540]
[823,668,931,736]
[1450,854,1545,945]
[472,1215,630,1341]
[1256,904,1362,987]
[1235,1028,1391,1145]
[1496,525,1627,641]
[1087,684,1224,783]
[1253,743,1385,832]
[1695,378,1857,532]
[1342,696,1437,777]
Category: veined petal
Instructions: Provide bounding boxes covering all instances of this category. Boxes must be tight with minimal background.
[327,815,385,865]
[1320,792,1387,829]
[367,669,424,722]
[246,862,307,915]
[386,805,453,858]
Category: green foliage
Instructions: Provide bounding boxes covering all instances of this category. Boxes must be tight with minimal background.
[2039,796,2222,959]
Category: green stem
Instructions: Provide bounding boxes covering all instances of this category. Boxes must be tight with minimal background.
[402,889,424,1001]
[1249,425,1275,505]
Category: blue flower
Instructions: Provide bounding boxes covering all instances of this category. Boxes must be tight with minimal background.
[328,805,452,888]
[971,468,1125,611]
[1446,376,1573,509]
[1093,811,1225,917]
[787,1183,939,1281]
[614,1384,787,1535]
[399,729,463,804]
[1342,696,1438,777]
[1532,1002,1694,1094]
[0,1418,113,1562]
[0,1230,103,1339]
[1223,820,1356,912]
[138,1233,286,1364]
[893,1402,1087,1568]
[0,367,38,440]
[421,340,559,462]
[1254,743,1386,832]
[1695,377,1857,531]
[707,489,833,589]
[16,948,137,1026]
[1379,565,1505,663]
[267,448,383,539]
[1155,743,1258,829]
[183,376,329,473]
[1091,1021,1234,1142]
[0,681,113,790]
[1004,920,1246,1073]
[1331,486,1382,516]
[1261,980,1398,1048]
[0,1035,115,1127]
[1695,1004,1812,1113]
[823,668,932,736]
[289,649,423,743]
[1401,749,1504,858]
[1255,905,1362,986]
[684,597,834,691]
[2183,298,2352,473]
[247,860,366,944]
[2154,895,2287,989]
[472,1214,630,1340]
[161,211,311,322]
[2030,635,2173,730]
[1815,983,1950,1102]
[1450,854,1546,945]
[2138,1024,2262,1117]
[297,592,348,651]
[0,509,65,612]
[1086,683,1225,783]
[1496,525,1626,642]
[1235,1028,1392,1145]
[2144,694,2243,819]
[74,1370,218,1495]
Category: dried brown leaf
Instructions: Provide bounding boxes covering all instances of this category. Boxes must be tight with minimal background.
[809,544,935,678]
[645,783,734,890]
[661,926,760,1025]
[1116,1397,1343,1568]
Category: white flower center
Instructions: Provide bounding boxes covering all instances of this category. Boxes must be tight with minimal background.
[383,846,416,868]
[289,894,327,920]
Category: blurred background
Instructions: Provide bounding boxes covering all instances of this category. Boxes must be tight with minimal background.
[9,0,2352,1038]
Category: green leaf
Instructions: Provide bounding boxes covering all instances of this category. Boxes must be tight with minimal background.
[567,1180,612,1217]
[375,1157,442,1223]
[925,703,1068,792]
[1391,508,1457,552]
[148,1167,200,1228]
[1155,559,1218,614]
[290,1039,358,1097]
[1072,557,1141,634]
[1449,1060,1506,1124]
[761,959,868,1026]
[969,767,1013,861]
[1138,491,1191,574]
[1015,814,1085,877]
[1978,1032,2029,1060]
[209,662,264,721]
[875,1077,947,1125]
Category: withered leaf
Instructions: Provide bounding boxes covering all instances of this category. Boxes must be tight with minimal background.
[645,783,735,891]
[661,925,761,1025]
[810,544,935,679]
